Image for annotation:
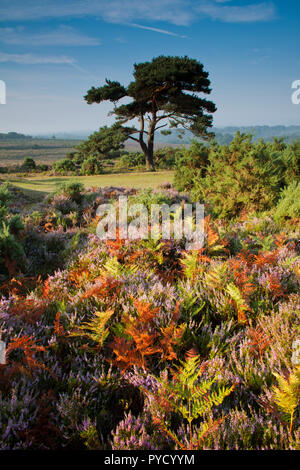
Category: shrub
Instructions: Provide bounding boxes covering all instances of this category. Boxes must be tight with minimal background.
[177,133,284,218]
[154,147,178,169]
[281,140,300,186]
[80,156,103,175]
[56,181,84,204]
[128,188,173,212]
[274,181,300,222]
[53,158,76,174]
[0,183,24,275]
[22,157,36,171]
[174,140,210,191]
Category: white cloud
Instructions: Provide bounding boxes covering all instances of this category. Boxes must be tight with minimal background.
[0,0,276,25]
[196,1,276,23]
[0,25,101,46]
[0,0,193,26]
[0,52,76,65]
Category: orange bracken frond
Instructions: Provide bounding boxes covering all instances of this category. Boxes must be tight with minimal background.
[265,272,286,299]
[44,222,54,232]
[0,276,39,298]
[108,337,146,372]
[8,299,47,324]
[42,279,51,299]
[247,326,271,359]
[81,276,122,302]
[254,250,278,268]
[184,347,199,361]
[68,266,91,287]
[160,323,185,361]
[274,233,287,249]
[105,228,125,259]
[132,298,160,324]
[54,312,65,337]
[6,335,47,371]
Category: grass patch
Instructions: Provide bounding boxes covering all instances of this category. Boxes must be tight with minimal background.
[4,171,174,197]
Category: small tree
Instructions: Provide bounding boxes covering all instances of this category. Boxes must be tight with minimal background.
[22,157,36,171]
[75,124,130,161]
[85,56,216,171]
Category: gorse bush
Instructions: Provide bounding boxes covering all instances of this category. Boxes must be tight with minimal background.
[53,158,77,174]
[174,140,210,191]
[55,181,84,203]
[194,133,282,217]
[0,183,24,275]
[274,181,300,222]
[174,132,299,219]
[80,156,103,175]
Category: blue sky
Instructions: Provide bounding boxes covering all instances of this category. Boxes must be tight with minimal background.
[0,0,299,134]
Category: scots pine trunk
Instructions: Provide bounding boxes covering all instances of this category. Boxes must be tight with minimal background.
[144,117,156,172]
[139,114,156,171]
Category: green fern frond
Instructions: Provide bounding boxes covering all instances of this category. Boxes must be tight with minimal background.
[181,251,199,279]
[70,309,114,348]
[272,365,300,432]
[148,355,234,449]
[102,256,138,278]
[205,263,228,290]
[225,282,249,322]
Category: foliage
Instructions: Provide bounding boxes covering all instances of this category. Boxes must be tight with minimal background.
[80,155,103,175]
[174,140,210,191]
[55,181,84,203]
[0,183,24,275]
[70,309,114,349]
[85,55,216,170]
[22,157,36,171]
[75,124,129,161]
[53,158,76,174]
[174,132,300,218]
[274,181,300,222]
[142,356,234,450]
[272,365,300,432]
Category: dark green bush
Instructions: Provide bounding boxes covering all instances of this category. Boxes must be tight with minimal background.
[80,156,103,175]
[22,157,36,171]
[274,181,300,222]
[174,133,290,219]
[0,183,25,275]
[53,158,77,174]
[57,181,84,203]
[174,140,210,191]
[154,147,178,169]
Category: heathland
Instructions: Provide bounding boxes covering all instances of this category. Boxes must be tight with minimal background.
[0,131,299,450]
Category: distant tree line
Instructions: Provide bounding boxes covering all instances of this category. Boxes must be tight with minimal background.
[0,132,32,140]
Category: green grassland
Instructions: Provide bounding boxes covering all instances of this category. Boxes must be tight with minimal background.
[4,170,174,197]
[0,138,174,201]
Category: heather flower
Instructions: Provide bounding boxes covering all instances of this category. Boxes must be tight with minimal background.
[111,412,155,450]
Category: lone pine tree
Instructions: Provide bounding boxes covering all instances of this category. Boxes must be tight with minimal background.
[85,55,216,171]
